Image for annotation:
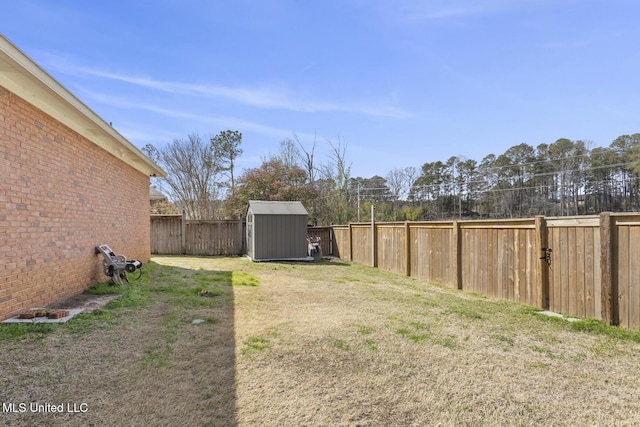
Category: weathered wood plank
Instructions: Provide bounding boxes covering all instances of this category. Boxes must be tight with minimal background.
[593,226,602,321]
[584,228,594,318]
[551,227,562,313]
[618,225,629,329]
[576,228,586,318]
[489,229,496,298]
[481,228,489,296]
[600,212,615,325]
[568,227,577,316]
[629,226,640,330]
[546,217,600,227]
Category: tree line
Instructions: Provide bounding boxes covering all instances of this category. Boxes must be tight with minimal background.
[144,132,640,224]
[411,134,640,220]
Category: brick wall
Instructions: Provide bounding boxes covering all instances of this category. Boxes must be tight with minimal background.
[0,85,151,319]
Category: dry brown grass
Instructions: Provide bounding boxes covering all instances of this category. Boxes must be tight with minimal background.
[1,256,640,426]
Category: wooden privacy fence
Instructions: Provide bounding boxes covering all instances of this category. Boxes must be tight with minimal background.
[332,213,640,331]
[150,216,333,258]
[150,213,640,329]
[307,226,334,258]
[151,214,245,256]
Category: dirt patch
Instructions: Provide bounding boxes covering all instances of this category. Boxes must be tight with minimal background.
[46,293,120,312]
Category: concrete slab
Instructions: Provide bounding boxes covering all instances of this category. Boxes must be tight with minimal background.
[2,309,84,324]
[538,310,580,322]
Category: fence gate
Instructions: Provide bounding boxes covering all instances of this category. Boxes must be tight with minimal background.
[545,217,601,321]
[150,215,183,255]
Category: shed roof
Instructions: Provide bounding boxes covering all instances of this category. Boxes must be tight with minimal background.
[248,200,308,216]
[0,34,165,177]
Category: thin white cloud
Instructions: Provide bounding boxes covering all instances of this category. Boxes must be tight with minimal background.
[300,62,315,72]
[75,87,320,142]
[404,5,479,21]
[366,0,548,24]
[52,62,412,119]
[536,38,593,49]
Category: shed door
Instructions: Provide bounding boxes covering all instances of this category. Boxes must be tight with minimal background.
[247,214,253,258]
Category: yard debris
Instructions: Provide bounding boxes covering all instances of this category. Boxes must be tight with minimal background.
[18,309,70,320]
[3,309,83,324]
[47,309,70,319]
[538,310,580,322]
[18,308,47,319]
[3,294,119,324]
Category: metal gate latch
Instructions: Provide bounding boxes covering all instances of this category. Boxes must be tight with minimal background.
[540,247,552,266]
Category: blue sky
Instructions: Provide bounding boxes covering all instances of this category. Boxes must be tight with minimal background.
[2,1,639,178]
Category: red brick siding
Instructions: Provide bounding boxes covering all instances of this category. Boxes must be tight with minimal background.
[0,85,151,319]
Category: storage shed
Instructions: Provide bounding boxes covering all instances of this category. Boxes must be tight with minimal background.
[246,201,309,261]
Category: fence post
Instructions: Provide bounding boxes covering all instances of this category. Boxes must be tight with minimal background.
[452,221,462,289]
[348,223,353,261]
[181,210,186,255]
[600,212,618,325]
[404,222,411,277]
[329,227,334,257]
[237,215,243,255]
[535,216,549,309]
[371,205,377,268]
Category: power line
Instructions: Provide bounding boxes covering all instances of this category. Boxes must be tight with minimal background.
[421,153,639,178]
[415,161,640,189]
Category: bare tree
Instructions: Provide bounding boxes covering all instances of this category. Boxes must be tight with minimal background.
[275,138,300,169]
[318,137,352,224]
[386,167,419,200]
[293,132,318,183]
[158,133,222,220]
[386,167,417,219]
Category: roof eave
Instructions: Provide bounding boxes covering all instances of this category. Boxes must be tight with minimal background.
[0,34,165,177]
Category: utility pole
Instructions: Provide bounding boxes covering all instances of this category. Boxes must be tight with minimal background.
[357,183,361,222]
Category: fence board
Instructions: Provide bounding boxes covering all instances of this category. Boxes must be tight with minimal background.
[461,228,472,293]
[351,224,372,266]
[523,228,535,306]
[516,229,525,304]
[584,229,595,318]
[150,217,244,256]
[332,226,349,260]
[409,224,455,288]
[568,227,577,316]
[594,228,602,320]
[184,221,242,256]
[377,224,406,275]
[150,215,183,255]
[548,227,557,311]
[576,228,585,318]
[488,228,495,298]
[481,228,489,297]
[433,228,442,284]
[629,226,640,330]
[618,225,630,328]
[547,223,601,320]
[504,228,513,301]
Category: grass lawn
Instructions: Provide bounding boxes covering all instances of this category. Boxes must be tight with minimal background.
[1,255,640,426]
